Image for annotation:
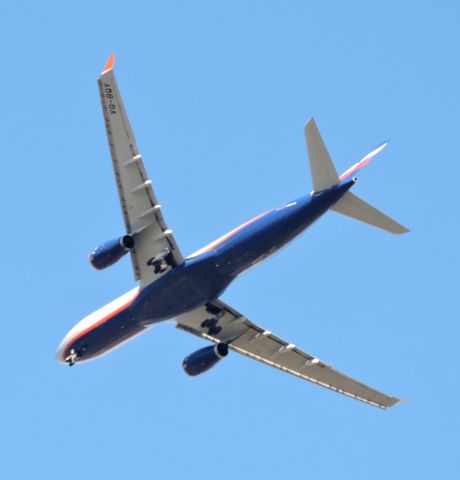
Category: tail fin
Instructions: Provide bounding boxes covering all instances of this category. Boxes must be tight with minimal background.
[304,118,339,192]
[304,117,409,234]
[331,192,409,234]
[305,118,389,191]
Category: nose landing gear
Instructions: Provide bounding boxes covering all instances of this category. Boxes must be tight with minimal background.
[65,349,78,366]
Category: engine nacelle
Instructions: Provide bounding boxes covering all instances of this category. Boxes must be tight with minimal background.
[89,235,135,270]
[182,343,228,376]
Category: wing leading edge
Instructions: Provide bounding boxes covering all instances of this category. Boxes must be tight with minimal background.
[176,300,400,409]
[98,55,184,287]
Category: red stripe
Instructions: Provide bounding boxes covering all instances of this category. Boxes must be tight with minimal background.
[61,290,139,361]
[191,209,273,257]
[339,158,372,181]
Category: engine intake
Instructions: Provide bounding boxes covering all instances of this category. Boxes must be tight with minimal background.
[182,343,228,376]
[89,235,135,270]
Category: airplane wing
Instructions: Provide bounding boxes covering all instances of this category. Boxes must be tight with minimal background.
[176,299,400,409]
[98,55,184,287]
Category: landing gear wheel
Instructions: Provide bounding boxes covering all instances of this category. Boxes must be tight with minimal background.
[65,349,78,366]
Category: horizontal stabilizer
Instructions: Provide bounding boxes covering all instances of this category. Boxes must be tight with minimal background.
[331,192,409,234]
[339,141,388,182]
[305,119,339,192]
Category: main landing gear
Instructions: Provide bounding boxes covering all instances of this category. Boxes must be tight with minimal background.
[65,349,78,366]
[147,248,174,274]
[200,303,225,336]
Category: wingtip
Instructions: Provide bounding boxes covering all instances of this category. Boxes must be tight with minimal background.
[394,226,410,234]
[304,117,316,129]
[101,53,115,75]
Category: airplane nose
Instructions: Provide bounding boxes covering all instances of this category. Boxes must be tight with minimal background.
[56,329,75,364]
[56,330,79,366]
[55,338,67,364]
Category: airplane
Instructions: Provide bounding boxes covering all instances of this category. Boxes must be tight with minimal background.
[56,54,408,409]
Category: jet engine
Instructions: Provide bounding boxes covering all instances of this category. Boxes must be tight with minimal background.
[182,343,229,376]
[89,235,135,270]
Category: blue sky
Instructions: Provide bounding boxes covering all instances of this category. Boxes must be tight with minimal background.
[1,1,459,478]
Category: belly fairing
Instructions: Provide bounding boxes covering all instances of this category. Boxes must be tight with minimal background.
[134,252,231,322]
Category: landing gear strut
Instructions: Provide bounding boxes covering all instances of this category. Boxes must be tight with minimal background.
[65,349,78,366]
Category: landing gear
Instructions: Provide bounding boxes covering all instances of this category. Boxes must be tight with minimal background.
[147,248,173,274]
[201,303,225,335]
[65,349,78,366]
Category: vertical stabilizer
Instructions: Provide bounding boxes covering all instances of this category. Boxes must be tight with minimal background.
[304,118,339,192]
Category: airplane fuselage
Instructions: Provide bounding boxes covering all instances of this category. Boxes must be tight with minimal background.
[57,180,354,364]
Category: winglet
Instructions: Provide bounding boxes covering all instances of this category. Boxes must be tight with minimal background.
[101,53,115,75]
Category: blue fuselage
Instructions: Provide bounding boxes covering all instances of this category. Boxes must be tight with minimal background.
[62,180,354,362]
